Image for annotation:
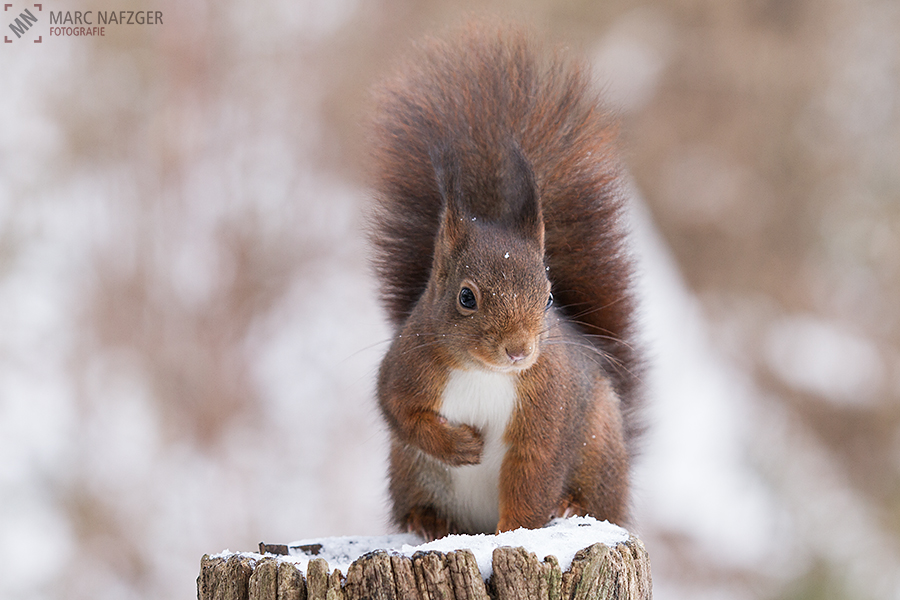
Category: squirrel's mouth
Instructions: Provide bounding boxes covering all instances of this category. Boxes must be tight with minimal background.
[471,343,540,373]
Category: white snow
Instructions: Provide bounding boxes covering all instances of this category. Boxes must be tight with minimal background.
[628,196,783,569]
[402,517,629,580]
[227,516,629,580]
[764,314,885,406]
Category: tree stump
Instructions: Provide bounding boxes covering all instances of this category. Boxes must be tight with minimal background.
[197,525,651,600]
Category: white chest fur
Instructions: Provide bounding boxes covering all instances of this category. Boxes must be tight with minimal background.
[438,368,518,533]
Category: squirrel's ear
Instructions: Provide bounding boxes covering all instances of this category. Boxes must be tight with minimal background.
[430,145,467,246]
[503,142,544,245]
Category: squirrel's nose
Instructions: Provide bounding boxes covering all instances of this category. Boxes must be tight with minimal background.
[505,343,533,363]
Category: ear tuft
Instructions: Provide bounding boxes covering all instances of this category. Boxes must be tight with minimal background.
[502,141,544,244]
[430,144,468,247]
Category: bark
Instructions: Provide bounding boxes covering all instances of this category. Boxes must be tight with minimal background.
[198,536,651,600]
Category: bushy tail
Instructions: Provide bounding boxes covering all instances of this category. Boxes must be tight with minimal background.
[368,22,643,451]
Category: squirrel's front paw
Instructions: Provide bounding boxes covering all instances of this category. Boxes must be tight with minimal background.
[444,423,484,466]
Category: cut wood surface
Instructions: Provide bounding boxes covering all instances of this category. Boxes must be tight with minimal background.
[197,532,651,600]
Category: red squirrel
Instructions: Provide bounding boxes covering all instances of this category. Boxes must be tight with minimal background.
[368,23,643,540]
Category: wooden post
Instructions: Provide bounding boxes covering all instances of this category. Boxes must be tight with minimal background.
[198,535,651,600]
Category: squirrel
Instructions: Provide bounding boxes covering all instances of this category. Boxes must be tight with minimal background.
[367,22,643,540]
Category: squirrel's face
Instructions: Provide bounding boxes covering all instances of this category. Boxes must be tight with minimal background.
[423,140,551,372]
[436,225,552,373]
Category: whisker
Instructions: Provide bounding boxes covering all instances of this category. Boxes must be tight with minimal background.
[565,320,638,352]
[341,337,395,363]
[544,337,621,365]
[390,333,483,358]
[567,325,621,344]
[542,336,644,385]
[567,295,629,319]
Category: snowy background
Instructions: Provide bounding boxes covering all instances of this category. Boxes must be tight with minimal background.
[2,1,899,599]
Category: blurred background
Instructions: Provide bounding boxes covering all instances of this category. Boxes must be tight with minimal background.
[1,0,899,598]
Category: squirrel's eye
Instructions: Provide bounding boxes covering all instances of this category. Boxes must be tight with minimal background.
[458,287,477,310]
[545,292,554,310]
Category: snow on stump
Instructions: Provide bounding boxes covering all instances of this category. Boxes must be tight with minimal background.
[197,517,652,600]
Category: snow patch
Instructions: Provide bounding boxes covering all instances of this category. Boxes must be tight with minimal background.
[764,314,884,405]
[404,516,629,580]
[227,516,629,580]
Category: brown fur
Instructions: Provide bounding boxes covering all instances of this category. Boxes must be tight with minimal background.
[369,22,642,539]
